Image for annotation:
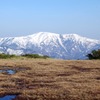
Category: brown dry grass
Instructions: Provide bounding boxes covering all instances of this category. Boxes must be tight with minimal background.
[0,58,100,100]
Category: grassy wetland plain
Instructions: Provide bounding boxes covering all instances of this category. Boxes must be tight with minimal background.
[0,58,100,100]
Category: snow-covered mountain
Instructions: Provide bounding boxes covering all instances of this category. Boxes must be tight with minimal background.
[0,32,100,59]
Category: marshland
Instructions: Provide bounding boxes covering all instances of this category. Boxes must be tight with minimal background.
[0,57,100,100]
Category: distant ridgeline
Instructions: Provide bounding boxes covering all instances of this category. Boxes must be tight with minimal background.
[0,32,100,60]
[0,53,49,59]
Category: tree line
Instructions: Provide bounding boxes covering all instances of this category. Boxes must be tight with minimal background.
[87,49,100,59]
[0,53,49,59]
[0,49,100,60]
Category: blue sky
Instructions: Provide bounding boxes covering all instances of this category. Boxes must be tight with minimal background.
[0,0,100,40]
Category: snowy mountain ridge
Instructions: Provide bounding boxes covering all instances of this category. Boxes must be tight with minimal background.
[0,32,100,59]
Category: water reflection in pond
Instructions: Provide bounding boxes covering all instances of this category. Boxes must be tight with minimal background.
[6,70,16,75]
[0,69,16,75]
[0,95,16,100]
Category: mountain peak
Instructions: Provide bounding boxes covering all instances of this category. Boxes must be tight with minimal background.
[0,32,100,59]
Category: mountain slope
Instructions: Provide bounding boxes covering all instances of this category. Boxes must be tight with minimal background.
[0,32,100,59]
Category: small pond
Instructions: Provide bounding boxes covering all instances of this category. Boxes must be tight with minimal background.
[0,69,16,75]
[0,95,16,100]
